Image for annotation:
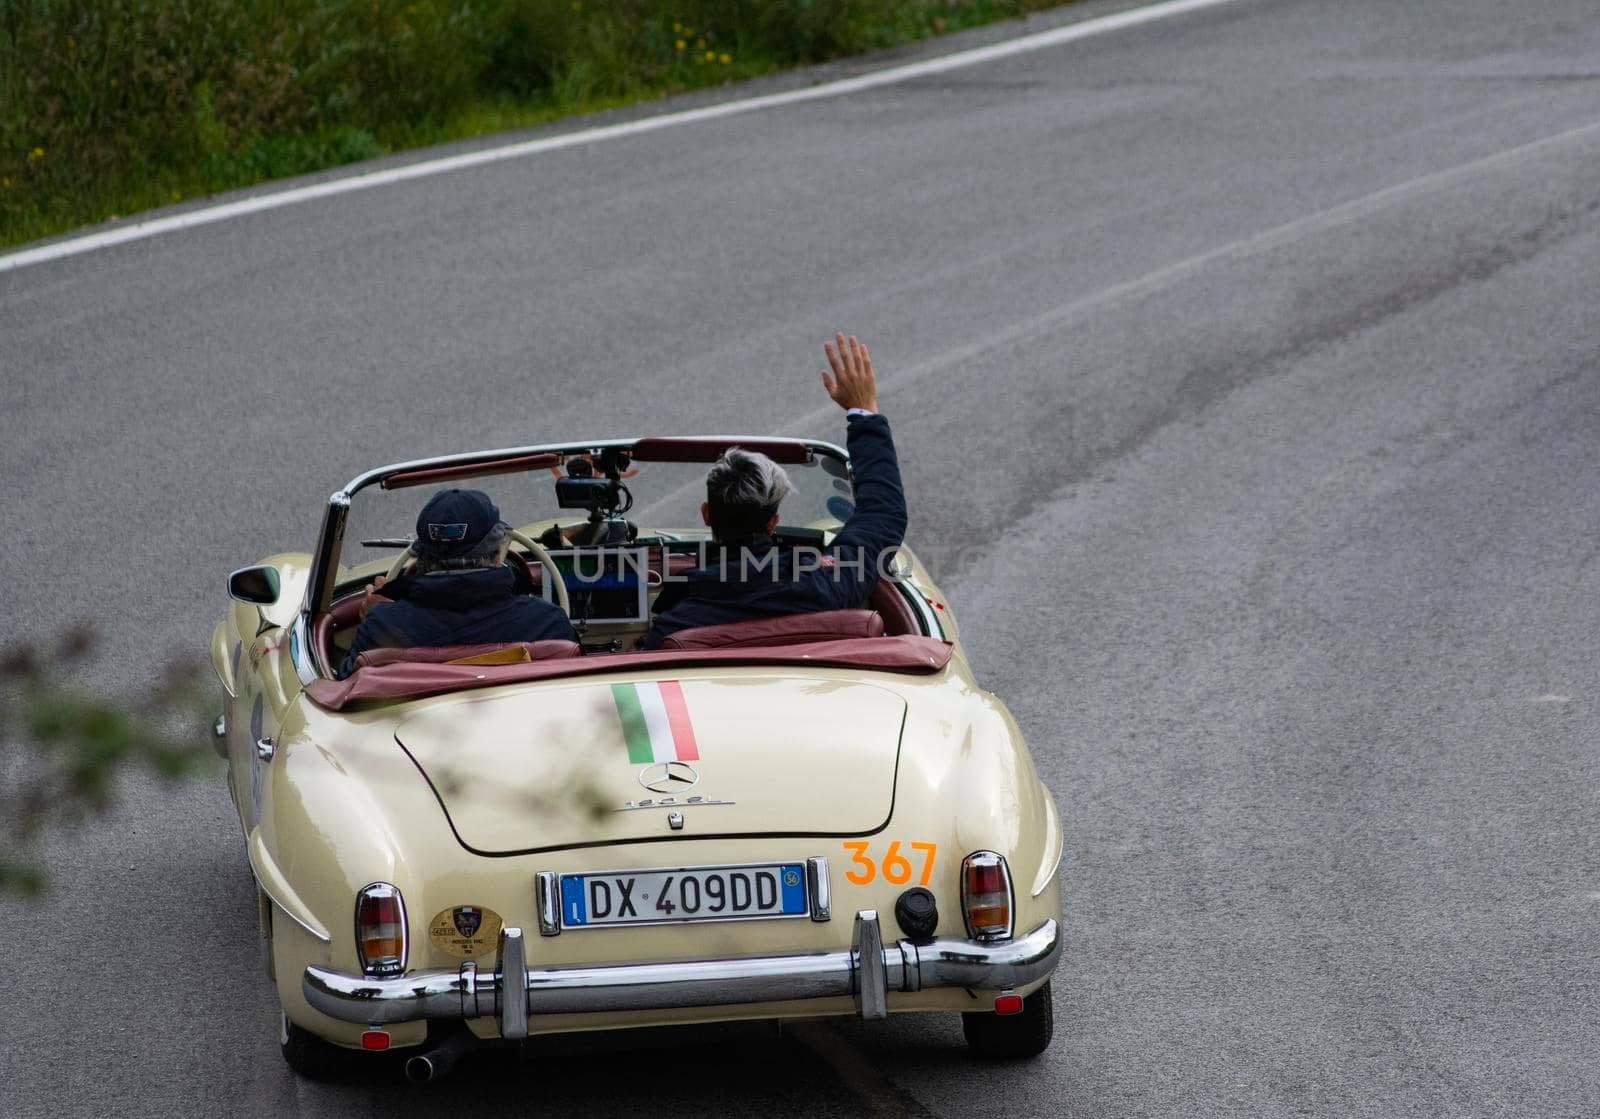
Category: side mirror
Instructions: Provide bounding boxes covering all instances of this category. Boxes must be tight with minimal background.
[229,565,281,605]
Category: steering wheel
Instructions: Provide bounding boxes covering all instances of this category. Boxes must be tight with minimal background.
[508,529,569,615]
[385,529,570,615]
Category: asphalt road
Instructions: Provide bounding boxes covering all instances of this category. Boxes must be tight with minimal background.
[3,0,1599,1115]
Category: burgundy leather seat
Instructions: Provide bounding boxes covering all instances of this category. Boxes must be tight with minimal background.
[867,580,924,637]
[352,640,582,671]
[659,609,884,651]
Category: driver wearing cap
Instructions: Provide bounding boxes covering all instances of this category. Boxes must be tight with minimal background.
[337,489,577,677]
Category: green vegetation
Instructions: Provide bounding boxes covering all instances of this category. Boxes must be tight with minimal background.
[1,627,212,895]
[0,0,1069,249]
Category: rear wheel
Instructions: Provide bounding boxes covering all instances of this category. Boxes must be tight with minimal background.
[961,983,1054,1059]
[280,1014,354,1080]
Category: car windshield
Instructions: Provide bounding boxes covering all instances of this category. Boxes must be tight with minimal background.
[333,441,854,588]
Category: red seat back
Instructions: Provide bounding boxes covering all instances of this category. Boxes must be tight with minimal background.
[659,609,884,651]
[868,580,925,637]
[353,640,582,670]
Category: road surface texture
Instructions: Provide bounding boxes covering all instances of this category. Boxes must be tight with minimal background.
[3,0,1598,1115]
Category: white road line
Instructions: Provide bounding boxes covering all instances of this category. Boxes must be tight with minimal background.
[0,0,1243,275]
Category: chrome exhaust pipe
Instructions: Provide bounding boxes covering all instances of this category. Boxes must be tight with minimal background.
[404,1049,451,1084]
[404,1032,475,1083]
[403,1052,443,1084]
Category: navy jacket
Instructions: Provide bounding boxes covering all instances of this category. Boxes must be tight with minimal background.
[640,413,907,648]
[337,566,578,677]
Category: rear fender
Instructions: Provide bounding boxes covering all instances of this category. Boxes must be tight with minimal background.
[892,680,1063,937]
[260,699,459,1042]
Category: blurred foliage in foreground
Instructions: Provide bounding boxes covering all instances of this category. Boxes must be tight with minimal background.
[0,626,212,896]
[0,0,1068,247]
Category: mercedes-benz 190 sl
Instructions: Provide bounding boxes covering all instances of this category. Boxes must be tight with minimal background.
[213,433,1063,1080]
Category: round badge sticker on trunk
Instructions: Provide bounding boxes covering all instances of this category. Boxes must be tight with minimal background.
[428,906,504,958]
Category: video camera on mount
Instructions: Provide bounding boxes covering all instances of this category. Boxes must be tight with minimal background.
[555,448,631,517]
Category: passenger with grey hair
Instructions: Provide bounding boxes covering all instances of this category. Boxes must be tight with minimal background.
[337,488,577,677]
[640,333,907,648]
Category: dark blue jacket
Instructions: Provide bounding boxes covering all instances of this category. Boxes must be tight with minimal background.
[337,566,578,677]
[640,413,907,648]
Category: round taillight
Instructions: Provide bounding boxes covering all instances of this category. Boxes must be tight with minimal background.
[960,852,1013,940]
[355,883,407,976]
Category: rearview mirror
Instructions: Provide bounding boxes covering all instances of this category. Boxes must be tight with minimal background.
[229,565,281,605]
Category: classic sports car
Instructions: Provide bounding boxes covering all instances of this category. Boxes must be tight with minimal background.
[213,434,1063,1080]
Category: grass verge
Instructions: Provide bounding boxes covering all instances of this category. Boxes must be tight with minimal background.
[1,0,1073,251]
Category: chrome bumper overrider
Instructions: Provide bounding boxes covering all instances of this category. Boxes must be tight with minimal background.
[303,910,1060,1040]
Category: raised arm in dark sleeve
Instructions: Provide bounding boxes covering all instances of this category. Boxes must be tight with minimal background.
[806,411,907,610]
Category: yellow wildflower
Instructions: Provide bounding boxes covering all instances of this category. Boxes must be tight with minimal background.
[719,53,731,64]
[696,38,705,48]
[110,78,119,88]
[28,147,44,162]
[673,21,682,32]
[1,177,10,189]
[172,191,182,201]
[704,49,714,61]
[67,36,76,49]
[675,38,685,50]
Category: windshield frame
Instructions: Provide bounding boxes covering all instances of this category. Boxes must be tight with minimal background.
[302,435,850,617]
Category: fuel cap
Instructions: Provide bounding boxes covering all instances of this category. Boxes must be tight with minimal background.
[894,887,939,942]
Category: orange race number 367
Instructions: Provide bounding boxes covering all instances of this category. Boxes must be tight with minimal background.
[842,841,937,886]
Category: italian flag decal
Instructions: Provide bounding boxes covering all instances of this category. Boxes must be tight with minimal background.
[611,681,700,763]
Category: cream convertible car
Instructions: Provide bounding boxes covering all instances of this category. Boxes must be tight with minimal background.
[214,435,1064,1080]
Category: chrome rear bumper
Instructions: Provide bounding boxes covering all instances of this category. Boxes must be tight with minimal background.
[303,910,1059,1039]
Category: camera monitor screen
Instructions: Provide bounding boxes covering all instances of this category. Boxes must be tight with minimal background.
[538,547,650,625]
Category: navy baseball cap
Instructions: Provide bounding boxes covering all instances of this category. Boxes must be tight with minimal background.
[415,489,501,557]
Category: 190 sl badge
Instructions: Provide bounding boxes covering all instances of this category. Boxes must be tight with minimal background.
[428,906,504,959]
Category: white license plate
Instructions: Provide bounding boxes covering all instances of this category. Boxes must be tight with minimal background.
[558,862,809,928]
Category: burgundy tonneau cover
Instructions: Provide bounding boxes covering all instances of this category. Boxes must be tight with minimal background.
[306,636,953,711]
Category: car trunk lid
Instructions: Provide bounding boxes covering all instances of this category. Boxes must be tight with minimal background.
[394,674,905,855]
